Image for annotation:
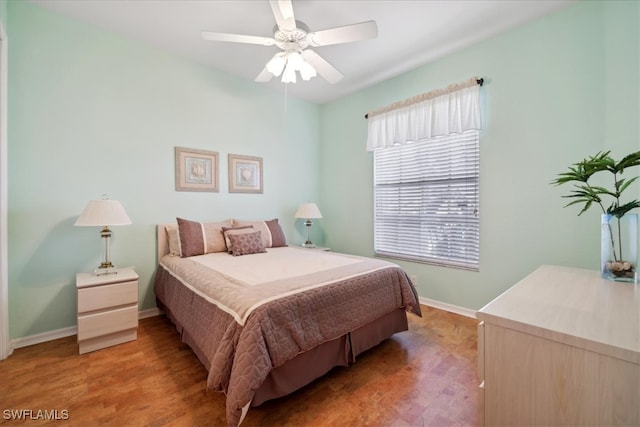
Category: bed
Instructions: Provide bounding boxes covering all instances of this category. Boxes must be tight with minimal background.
[153,219,421,426]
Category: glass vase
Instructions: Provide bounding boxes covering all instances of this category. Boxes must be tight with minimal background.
[601,213,638,282]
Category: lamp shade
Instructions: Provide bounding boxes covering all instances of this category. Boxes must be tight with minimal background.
[74,199,132,227]
[295,202,322,219]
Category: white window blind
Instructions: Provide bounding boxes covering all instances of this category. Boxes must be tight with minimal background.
[373,130,480,270]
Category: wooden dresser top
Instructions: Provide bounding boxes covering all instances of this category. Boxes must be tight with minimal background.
[477,265,639,364]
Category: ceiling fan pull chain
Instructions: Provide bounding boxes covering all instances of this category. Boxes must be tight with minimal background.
[284,82,288,112]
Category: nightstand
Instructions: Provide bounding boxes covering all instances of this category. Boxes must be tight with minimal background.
[76,267,139,354]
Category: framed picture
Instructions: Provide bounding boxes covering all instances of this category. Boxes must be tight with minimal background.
[228,154,263,194]
[175,147,219,192]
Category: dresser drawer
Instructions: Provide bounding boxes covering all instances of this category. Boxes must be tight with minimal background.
[78,280,138,313]
[77,305,138,341]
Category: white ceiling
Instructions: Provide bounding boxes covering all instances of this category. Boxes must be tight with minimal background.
[28,0,574,105]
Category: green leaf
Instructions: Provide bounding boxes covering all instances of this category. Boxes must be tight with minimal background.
[586,185,617,198]
[577,200,593,216]
[616,151,640,173]
[551,167,589,185]
[609,201,640,217]
[619,176,639,194]
[552,150,640,217]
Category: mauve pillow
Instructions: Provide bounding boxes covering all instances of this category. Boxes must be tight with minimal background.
[232,218,287,248]
[265,219,287,248]
[227,231,266,256]
[221,226,254,253]
[176,217,232,257]
[177,218,204,257]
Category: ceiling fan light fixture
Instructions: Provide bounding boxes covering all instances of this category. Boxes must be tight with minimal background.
[266,52,286,76]
[300,61,317,81]
[287,51,304,70]
[282,64,297,83]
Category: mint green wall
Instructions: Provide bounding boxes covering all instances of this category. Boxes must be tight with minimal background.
[7,1,320,339]
[0,1,6,30]
[6,0,639,339]
[319,0,640,310]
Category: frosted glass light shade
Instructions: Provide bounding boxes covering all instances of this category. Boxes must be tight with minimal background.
[75,199,132,226]
[266,53,286,77]
[281,64,297,83]
[269,51,317,83]
[295,203,322,219]
[300,61,317,81]
[287,51,304,70]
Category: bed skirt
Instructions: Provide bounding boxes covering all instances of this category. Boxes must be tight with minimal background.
[154,265,409,406]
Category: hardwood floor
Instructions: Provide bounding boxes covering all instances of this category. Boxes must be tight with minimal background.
[0,305,478,426]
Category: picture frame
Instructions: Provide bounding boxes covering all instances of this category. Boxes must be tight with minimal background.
[228,154,263,194]
[175,147,219,192]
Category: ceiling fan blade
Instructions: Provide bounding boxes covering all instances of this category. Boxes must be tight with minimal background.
[201,31,275,46]
[269,0,296,32]
[255,67,274,83]
[307,21,378,47]
[301,50,343,84]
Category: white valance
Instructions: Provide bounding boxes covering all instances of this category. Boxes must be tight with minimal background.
[366,78,482,151]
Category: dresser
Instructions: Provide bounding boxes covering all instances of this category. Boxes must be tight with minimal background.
[76,268,139,354]
[476,265,639,426]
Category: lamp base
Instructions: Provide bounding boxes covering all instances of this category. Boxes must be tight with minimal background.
[96,227,118,276]
[95,263,118,276]
[301,241,316,248]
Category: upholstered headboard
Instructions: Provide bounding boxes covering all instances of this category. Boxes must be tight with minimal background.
[157,224,172,260]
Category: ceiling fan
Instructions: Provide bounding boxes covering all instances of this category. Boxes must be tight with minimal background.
[201,0,378,84]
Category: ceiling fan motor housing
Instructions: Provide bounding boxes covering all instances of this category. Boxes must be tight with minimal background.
[273,21,310,53]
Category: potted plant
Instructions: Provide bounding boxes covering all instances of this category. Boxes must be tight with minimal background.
[552,150,640,282]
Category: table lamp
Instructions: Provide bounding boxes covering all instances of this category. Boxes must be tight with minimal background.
[294,202,322,248]
[75,195,132,275]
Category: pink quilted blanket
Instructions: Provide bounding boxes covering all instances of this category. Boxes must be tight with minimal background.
[154,248,421,426]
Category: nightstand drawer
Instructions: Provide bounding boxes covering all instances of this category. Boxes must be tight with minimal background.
[77,305,138,341]
[78,280,138,313]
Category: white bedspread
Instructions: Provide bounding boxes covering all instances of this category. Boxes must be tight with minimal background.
[159,247,397,325]
[190,246,360,286]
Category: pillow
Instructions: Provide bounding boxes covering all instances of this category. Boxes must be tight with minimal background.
[221,226,254,253]
[231,218,287,248]
[227,230,266,256]
[176,217,233,257]
[165,225,181,256]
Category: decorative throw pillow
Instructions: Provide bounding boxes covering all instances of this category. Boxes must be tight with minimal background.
[221,226,254,253]
[165,225,181,256]
[227,231,266,256]
[176,217,233,257]
[232,218,287,248]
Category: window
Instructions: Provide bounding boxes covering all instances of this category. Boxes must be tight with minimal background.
[373,130,480,270]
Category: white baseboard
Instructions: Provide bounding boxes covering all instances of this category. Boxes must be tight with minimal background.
[11,326,78,350]
[9,301,472,351]
[10,309,162,350]
[419,296,477,319]
[139,307,161,319]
